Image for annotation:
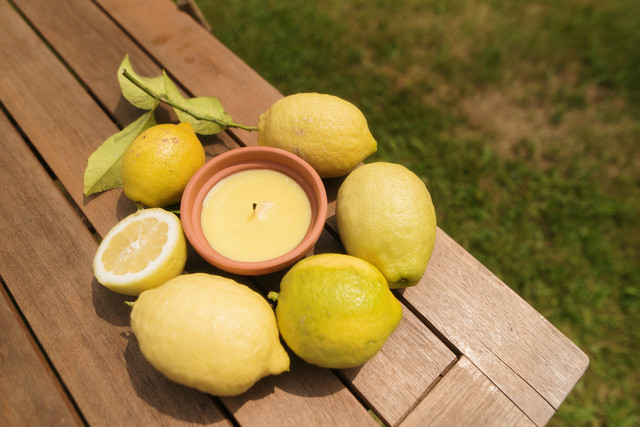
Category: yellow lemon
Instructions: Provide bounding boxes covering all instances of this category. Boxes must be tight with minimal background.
[258,93,377,178]
[93,208,187,296]
[270,253,402,369]
[121,122,205,207]
[131,273,290,396]
[336,162,437,288]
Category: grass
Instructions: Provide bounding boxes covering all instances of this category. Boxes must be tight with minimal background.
[194,0,639,424]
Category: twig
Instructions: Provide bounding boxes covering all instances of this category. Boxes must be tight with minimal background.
[122,69,258,132]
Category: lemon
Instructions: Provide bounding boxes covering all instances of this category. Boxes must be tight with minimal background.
[130,273,290,396]
[121,122,205,207]
[271,253,402,369]
[257,93,377,178]
[93,208,187,296]
[336,162,436,288]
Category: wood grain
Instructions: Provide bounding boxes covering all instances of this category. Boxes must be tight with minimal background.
[312,231,457,425]
[0,0,129,237]
[0,0,589,424]
[401,229,589,425]
[10,0,244,151]
[0,1,400,425]
[0,283,82,426]
[8,1,461,425]
[7,0,243,236]
[0,108,231,425]
[95,0,283,146]
[221,356,379,427]
[401,356,536,426]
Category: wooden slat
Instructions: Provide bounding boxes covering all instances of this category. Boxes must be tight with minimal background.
[341,309,457,424]
[0,2,388,425]
[0,283,82,426]
[0,108,232,424]
[94,0,283,146]
[313,232,457,425]
[400,229,589,425]
[1,0,588,425]
[7,0,142,125]
[401,356,536,426]
[221,356,379,426]
[0,0,128,237]
[6,0,241,237]
[10,1,460,425]
[9,0,242,155]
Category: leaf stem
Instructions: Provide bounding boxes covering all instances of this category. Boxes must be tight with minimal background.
[122,69,258,132]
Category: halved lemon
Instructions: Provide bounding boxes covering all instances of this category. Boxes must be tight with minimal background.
[93,208,187,296]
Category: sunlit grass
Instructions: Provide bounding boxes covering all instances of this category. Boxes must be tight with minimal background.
[197,0,640,424]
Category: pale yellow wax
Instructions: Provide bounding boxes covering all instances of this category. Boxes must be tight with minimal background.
[201,169,312,262]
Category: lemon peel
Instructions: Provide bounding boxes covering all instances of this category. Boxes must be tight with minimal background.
[273,253,402,368]
[258,93,377,178]
[121,122,205,207]
[336,162,437,288]
[131,273,290,396]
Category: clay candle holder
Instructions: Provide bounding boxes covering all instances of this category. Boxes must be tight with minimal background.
[180,146,328,275]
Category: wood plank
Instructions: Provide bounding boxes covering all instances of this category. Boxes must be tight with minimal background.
[7,0,242,237]
[312,232,457,425]
[1,3,385,425]
[401,356,536,426]
[341,309,457,425]
[10,0,244,160]
[94,0,283,147]
[0,108,232,424]
[8,0,142,125]
[3,0,588,424]
[0,0,131,237]
[400,229,589,425]
[12,1,461,425]
[0,284,83,426]
[221,356,379,427]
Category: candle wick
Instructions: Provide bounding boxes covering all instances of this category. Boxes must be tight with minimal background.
[252,203,257,210]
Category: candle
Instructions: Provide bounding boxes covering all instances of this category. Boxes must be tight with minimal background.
[201,168,312,262]
[181,146,328,275]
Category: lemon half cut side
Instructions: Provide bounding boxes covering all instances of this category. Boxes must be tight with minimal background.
[93,208,187,296]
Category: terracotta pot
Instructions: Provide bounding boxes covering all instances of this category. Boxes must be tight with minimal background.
[180,146,328,275]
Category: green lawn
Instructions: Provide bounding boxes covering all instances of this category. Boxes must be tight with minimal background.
[195,1,639,424]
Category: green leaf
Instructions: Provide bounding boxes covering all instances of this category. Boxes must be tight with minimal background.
[117,54,164,110]
[163,71,232,135]
[83,110,156,195]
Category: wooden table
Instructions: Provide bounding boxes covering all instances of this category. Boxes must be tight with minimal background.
[0,0,588,425]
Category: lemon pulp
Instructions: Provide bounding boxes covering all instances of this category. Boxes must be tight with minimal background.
[93,208,187,296]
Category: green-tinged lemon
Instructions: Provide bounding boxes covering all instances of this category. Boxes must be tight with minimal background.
[131,273,290,396]
[270,253,402,369]
[258,93,377,178]
[336,162,436,288]
[121,122,205,207]
[93,208,186,296]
